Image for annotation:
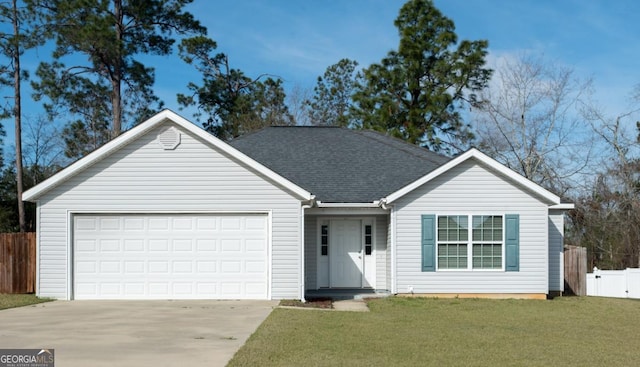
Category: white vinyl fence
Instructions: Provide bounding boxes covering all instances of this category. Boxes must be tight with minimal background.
[586,267,640,299]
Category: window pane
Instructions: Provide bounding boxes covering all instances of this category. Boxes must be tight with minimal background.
[458,216,468,228]
[438,217,447,227]
[365,236,372,245]
[448,229,458,241]
[438,244,448,256]
[321,246,328,256]
[494,229,502,240]
[365,225,372,235]
[321,225,328,235]
[472,229,481,241]
[473,244,481,256]
[447,257,457,268]
[460,229,468,240]
[472,216,481,228]
[365,245,372,255]
[494,245,502,256]
[438,229,447,241]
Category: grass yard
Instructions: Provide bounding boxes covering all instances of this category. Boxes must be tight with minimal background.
[229,296,640,366]
[0,294,52,310]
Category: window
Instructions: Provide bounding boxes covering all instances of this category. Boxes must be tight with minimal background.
[321,225,328,256]
[437,216,468,269]
[472,216,503,269]
[435,215,503,270]
[364,225,373,255]
[422,214,518,272]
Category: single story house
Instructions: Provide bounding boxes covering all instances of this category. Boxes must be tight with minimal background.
[23,110,572,300]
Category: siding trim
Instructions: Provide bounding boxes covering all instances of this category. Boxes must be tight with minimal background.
[35,203,41,297]
[390,206,397,294]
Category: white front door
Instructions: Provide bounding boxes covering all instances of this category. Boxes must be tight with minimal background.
[330,220,362,287]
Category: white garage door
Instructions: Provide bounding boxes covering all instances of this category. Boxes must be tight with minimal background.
[73,214,268,300]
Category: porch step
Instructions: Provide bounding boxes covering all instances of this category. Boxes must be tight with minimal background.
[332,299,370,312]
[306,289,391,301]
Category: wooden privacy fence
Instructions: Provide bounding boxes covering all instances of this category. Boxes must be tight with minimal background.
[564,245,587,296]
[0,232,36,293]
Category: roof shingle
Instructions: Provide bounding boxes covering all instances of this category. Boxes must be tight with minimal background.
[229,127,450,203]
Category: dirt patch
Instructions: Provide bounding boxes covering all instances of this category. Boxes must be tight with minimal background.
[279,297,333,309]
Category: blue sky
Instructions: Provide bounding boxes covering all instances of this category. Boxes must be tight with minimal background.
[4,0,640,154]
[161,0,640,116]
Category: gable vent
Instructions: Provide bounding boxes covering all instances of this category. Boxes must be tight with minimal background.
[157,127,181,150]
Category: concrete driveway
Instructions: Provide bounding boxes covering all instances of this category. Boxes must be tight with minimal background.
[0,300,276,367]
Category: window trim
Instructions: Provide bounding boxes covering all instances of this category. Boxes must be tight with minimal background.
[435,214,505,272]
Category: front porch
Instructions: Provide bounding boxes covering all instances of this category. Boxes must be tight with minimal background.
[304,211,391,296]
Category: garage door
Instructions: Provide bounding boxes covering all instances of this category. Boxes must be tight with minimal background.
[73,214,268,300]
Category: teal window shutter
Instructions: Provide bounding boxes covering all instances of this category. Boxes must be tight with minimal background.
[421,215,436,272]
[505,214,519,271]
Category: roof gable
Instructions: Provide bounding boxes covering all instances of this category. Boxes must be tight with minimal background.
[229,126,450,203]
[383,148,562,205]
[23,110,313,202]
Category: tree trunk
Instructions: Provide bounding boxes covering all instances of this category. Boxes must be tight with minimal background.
[111,0,123,136]
[112,77,122,136]
[13,0,25,232]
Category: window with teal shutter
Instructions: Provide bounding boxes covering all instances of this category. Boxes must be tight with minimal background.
[421,215,436,272]
[505,214,519,271]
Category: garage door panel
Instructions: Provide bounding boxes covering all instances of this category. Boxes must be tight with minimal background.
[125,283,144,296]
[99,217,121,230]
[149,217,170,231]
[73,214,268,300]
[123,217,144,230]
[196,239,217,251]
[124,239,144,252]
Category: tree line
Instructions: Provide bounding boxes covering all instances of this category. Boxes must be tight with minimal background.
[0,0,638,269]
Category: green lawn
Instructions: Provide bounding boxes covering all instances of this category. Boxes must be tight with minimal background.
[229,296,640,366]
[0,294,52,310]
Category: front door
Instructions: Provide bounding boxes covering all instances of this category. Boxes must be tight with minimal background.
[330,220,362,287]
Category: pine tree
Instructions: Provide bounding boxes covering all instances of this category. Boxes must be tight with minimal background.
[352,0,491,152]
[31,0,206,144]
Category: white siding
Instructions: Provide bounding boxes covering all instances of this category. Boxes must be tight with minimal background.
[304,215,317,289]
[36,121,302,300]
[393,159,550,295]
[548,210,565,292]
[375,215,388,290]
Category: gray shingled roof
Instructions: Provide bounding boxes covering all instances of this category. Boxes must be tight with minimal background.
[229,127,451,203]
